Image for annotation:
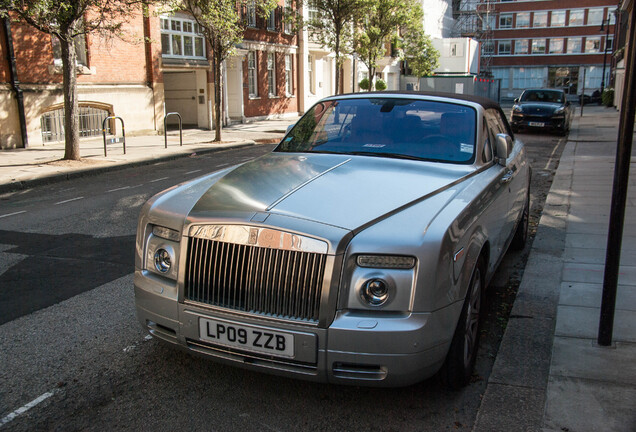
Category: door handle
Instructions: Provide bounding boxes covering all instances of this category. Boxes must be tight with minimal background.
[501,170,514,184]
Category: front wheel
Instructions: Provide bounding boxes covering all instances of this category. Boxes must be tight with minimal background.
[444,258,484,389]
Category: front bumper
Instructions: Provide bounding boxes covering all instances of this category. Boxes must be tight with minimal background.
[511,114,566,132]
[135,277,455,387]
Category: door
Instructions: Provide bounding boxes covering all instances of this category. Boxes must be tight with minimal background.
[164,71,198,127]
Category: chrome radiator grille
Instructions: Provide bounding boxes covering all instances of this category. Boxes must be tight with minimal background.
[185,237,326,322]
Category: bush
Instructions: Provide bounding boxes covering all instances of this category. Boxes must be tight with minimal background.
[359,78,370,90]
[374,79,387,91]
[602,88,614,107]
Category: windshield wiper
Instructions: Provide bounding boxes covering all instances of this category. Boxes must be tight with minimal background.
[347,151,426,161]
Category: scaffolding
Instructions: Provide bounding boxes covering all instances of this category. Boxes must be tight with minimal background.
[451,0,495,76]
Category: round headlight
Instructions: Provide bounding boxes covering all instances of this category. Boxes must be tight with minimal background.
[513,105,523,113]
[361,279,389,306]
[154,248,172,273]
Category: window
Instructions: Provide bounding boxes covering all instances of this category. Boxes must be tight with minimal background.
[285,54,293,95]
[492,68,509,89]
[268,52,277,96]
[51,34,88,67]
[567,38,582,53]
[588,8,604,26]
[532,39,546,54]
[580,66,606,89]
[549,38,564,54]
[499,13,513,29]
[248,51,258,97]
[605,36,614,52]
[483,15,496,30]
[514,39,529,55]
[307,0,319,21]
[308,55,315,94]
[585,37,601,53]
[512,67,546,89]
[516,12,530,28]
[284,0,292,34]
[247,1,256,27]
[569,10,584,26]
[551,10,565,27]
[482,41,494,55]
[160,16,205,59]
[533,11,547,27]
[267,9,276,30]
[498,40,512,55]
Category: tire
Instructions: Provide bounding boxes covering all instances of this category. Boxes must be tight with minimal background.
[444,258,484,389]
[511,192,530,251]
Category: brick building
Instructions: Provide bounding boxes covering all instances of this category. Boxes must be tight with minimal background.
[477,0,617,100]
[0,2,300,149]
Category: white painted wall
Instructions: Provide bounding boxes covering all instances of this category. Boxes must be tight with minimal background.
[432,38,480,75]
[422,0,454,38]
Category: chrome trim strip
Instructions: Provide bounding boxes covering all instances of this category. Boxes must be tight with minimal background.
[189,225,329,254]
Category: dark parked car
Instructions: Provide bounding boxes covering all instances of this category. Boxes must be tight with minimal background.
[510,88,573,135]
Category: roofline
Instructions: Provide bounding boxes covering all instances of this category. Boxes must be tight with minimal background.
[322,90,501,110]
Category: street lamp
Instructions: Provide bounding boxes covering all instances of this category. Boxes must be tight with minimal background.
[599,15,613,94]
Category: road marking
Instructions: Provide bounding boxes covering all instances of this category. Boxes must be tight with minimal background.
[185,169,202,175]
[149,177,169,183]
[0,210,26,219]
[0,390,58,427]
[55,197,84,205]
[106,186,131,193]
[216,163,230,168]
[544,140,562,171]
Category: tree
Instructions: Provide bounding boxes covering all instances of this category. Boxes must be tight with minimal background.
[0,0,140,160]
[400,10,438,78]
[353,0,437,90]
[170,0,277,141]
[305,0,365,95]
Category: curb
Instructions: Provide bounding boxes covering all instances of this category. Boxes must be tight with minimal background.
[0,141,256,194]
[472,136,576,431]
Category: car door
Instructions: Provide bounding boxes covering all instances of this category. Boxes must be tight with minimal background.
[489,108,527,245]
[480,113,512,264]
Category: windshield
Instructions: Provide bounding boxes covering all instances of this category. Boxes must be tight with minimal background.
[520,90,565,103]
[276,98,477,164]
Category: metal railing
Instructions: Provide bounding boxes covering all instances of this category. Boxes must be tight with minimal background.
[41,106,110,144]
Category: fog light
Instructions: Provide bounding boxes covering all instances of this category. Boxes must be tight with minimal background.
[361,279,389,306]
[154,248,171,273]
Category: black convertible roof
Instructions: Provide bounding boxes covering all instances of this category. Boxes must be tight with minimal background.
[331,90,501,110]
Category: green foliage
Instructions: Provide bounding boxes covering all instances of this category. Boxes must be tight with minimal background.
[0,0,137,41]
[374,78,386,90]
[353,0,436,87]
[358,77,370,90]
[602,88,614,107]
[305,0,366,93]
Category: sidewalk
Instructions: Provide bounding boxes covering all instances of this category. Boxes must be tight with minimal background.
[474,105,636,432]
[0,116,299,193]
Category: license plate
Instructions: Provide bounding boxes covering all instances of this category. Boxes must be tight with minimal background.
[528,121,545,127]
[199,317,295,358]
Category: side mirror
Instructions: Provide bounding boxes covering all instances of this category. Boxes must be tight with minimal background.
[495,133,513,165]
[514,98,519,103]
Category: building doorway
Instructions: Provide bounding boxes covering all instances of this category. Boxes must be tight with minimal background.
[548,66,579,96]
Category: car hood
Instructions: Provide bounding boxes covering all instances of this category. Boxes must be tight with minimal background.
[189,152,474,231]
[519,102,563,114]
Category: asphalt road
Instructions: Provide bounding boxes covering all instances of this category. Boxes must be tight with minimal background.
[0,134,566,431]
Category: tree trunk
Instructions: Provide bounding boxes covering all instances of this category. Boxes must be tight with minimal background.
[60,37,80,160]
[213,42,222,142]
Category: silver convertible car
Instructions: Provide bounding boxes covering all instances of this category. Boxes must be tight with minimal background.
[134,92,530,388]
